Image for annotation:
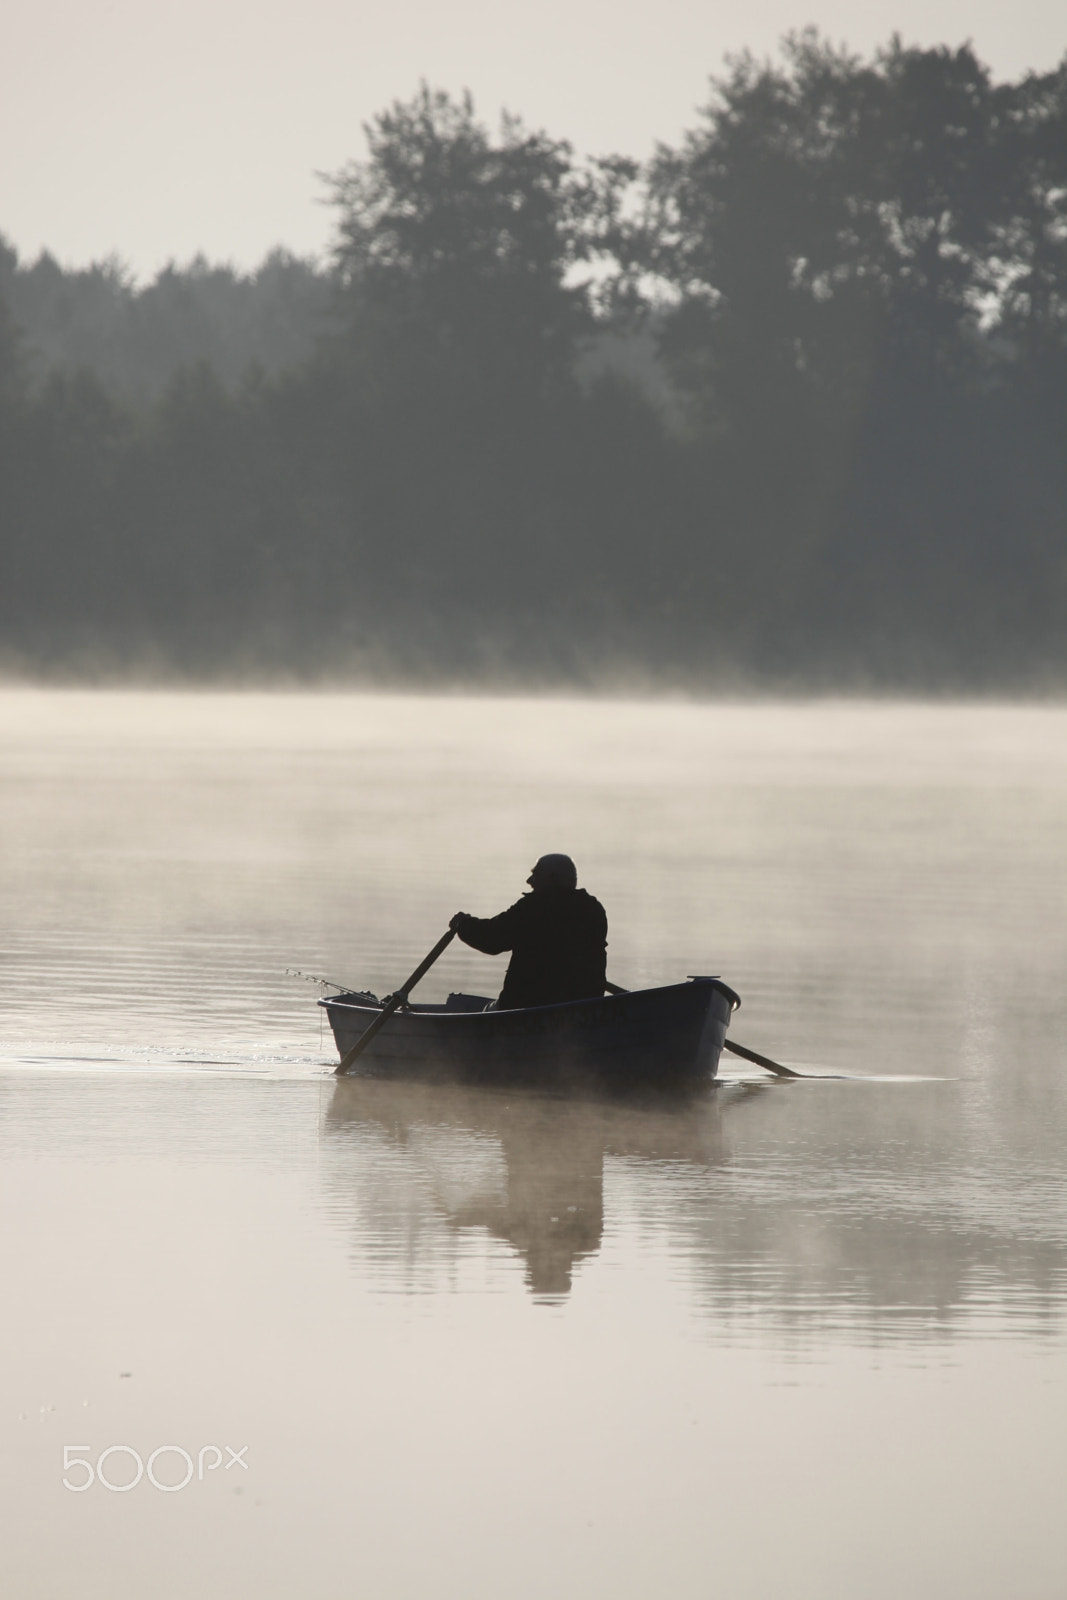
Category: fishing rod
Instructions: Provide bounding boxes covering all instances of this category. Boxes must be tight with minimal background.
[284,968,352,993]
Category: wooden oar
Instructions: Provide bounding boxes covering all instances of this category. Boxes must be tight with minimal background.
[604,978,800,1080]
[334,929,456,1076]
[720,1038,800,1079]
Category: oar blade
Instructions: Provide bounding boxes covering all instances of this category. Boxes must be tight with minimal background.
[723,1039,802,1079]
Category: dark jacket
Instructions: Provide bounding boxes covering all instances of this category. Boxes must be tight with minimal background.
[453,888,608,1010]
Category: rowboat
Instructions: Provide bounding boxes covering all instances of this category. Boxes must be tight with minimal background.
[319,976,740,1089]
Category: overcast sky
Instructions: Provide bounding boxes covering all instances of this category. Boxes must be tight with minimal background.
[2,0,1064,279]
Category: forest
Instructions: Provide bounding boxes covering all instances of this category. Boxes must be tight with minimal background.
[2,35,1066,689]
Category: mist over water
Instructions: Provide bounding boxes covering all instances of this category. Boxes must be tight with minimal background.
[5,52,1067,693]
[2,687,1066,1598]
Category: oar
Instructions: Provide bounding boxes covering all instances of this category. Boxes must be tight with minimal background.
[719,1038,800,1079]
[334,929,456,1076]
[604,979,801,1080]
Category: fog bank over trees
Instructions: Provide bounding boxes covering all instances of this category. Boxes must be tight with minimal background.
[1,247,334,404]
[2,36,1066,691]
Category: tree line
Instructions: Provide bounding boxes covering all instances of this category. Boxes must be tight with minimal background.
[2,35,1066,688]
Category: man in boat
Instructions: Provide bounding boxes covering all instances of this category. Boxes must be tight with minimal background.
[449,854,608,1011]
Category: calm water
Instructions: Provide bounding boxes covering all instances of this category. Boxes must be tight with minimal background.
[1,688,1066,1599]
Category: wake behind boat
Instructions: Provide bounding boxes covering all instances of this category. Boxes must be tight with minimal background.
[319,976,740,1089]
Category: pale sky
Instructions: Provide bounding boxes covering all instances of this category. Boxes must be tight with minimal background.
[2,0,1064,279]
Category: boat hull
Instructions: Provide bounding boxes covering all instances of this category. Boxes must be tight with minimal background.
[319,978,738,1089]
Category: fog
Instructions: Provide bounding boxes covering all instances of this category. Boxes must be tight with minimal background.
[3,688,1067,1597]
[2,41,1066,693]
[4,42,1066,1583]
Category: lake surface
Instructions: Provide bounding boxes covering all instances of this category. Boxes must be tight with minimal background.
[1,688,1065,1599]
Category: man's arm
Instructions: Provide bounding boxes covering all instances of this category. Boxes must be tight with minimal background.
[449,899,527,956]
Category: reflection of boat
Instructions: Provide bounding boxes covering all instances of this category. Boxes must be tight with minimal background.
[324,1077,731,1298]
[321,1073,1067,1338]
[319,977,740,1089]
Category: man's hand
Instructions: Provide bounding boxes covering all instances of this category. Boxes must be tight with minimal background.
[449,912,468,932]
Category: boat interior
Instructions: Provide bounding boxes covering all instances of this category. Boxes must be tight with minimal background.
[327,990,495,1014]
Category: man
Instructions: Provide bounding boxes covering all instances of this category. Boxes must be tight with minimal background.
[450,854,607,1011]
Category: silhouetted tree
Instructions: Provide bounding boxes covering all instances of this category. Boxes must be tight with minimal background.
[0,236,333,403]
[0,49,1064,686]
[325,86,617,401]
[642,36,1067,676]
[647,37,1067,404]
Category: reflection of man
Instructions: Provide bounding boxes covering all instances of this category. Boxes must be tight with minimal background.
[479,1115,604,1299]
[449,854,607,1011]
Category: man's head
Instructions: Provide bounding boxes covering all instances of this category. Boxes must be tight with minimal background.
[527,854,578,892]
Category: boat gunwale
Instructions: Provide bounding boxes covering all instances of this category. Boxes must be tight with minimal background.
[317,976,741,1023]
